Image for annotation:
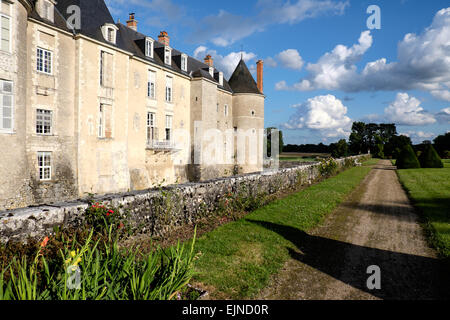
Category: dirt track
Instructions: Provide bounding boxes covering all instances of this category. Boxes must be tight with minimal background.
[258,160,449,300]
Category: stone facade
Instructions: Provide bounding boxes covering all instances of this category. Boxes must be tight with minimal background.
[0,0,266,211]
[0,155,370,243]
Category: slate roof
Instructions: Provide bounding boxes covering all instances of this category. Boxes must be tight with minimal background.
[228,59,262,95]
[30,0,257,95]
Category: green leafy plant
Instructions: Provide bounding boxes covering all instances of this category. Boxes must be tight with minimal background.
[318,157,338,177]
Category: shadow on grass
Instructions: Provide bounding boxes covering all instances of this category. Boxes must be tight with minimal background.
[247,219,450,300]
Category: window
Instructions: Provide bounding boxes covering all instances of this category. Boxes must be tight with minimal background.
[147,112,156,144]
[209,67,214,77]
[165,115,172,141]
[0,14,10,52]
[0,79,13,132]
[37,48,52,74]
[107,28,114,42]
[181,54,187,72]
[216,103,219,113]
[36,109,52,135]
[145,38,154,58]
[98,104,112,138]
[165,76,173,103]
[42,0,53,22]
[38,152,51,181]
[224,105,229,117]
[100,51,113,87]
[164,47,171,65]
[219,72,223,86]
[147,70,156,99]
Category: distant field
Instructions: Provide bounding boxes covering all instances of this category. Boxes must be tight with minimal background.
[396,159,450,258]
[280,153,329,162]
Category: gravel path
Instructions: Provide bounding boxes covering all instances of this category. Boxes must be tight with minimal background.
[258,160,449,300]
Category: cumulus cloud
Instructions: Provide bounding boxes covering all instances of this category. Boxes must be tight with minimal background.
[400,131,436,143]
[189,0,348,46]
[283,95,352,138]
[265,57,278,68]
[384,93,436,126]
[193,46,257,79]
[276,8,450,101]
[276,49,304,70]
[436,107,450,123]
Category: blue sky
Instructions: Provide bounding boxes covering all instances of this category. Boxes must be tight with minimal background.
[105,0,450,144]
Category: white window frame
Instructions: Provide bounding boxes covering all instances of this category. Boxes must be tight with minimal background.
[36,109,52,135]
[37,47,53,75]
[181,54,188,72]
[42,0,54,23]
[147,70,156,99]
[0,79,13,133]
[147,112,156,144]
[164,47,172,65]
[165,76,173,103]
[0,12,11,53]
[98,104,105,138]
[37,152,52,181]
[145,38,154,58]
[165,115,173,142]
[209,67,214,77]
[219,72,224,86]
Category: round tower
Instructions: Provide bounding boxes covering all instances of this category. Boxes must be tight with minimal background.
[228,59,265,173]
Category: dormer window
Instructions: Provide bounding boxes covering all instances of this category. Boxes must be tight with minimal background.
[164,47,172,65]
[219,72,223,86]
[181,54,188,72]
[209,67,214,77]
[145,38,154,58]
[40,0,55,23]
[101,24,118,44]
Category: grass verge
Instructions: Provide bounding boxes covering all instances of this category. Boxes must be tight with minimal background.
[191,159,376,299]
[396,159,450,259]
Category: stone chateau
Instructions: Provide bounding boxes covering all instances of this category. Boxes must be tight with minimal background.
[0,0,265,210]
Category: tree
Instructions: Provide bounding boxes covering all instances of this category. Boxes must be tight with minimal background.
[349,122,397,156]
[418,144,443,168]
[330,139,349,158]
[349,122,367,154]
[433,132,450,158]
[396,145,420,169]
[384,135,412,159]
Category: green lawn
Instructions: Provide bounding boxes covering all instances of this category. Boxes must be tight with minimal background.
[396,159,450,258]
[191,159,376,299]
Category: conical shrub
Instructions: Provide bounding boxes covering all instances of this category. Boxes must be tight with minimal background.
[418,144,443,168]
[396,145,421,169]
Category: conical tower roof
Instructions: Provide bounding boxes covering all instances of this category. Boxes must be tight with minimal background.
[228,59,262,94]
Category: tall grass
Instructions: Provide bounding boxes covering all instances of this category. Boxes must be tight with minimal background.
[0,227,197,300]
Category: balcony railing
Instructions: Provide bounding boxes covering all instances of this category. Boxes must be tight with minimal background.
[147,139,176,151]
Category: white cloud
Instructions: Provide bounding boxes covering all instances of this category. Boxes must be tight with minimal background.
[400,131,436,143]
[193,46,257,79]
[384,93,436,126]
[276,49,304,70]
[190,0,349,46]
[436,107,450,123]
[276,8,450,101]
[283,95,352,138]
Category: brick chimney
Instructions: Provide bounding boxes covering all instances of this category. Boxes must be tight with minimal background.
[158,31,170,46]
[127,13,137,31]
[204,55,213,67]
[257,60,264,93]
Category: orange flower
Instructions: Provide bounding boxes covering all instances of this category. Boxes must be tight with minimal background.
[41,236,49,248]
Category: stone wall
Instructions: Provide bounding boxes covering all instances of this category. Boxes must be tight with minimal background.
[0,155,370,243]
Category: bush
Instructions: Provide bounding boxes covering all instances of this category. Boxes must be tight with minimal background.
[418,144,443,168]
[396,145,421,169]
[318,158,338,177]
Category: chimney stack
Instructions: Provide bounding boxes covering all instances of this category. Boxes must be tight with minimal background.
[158,31,170,46]
[257,60,264,93]
[204,55,213,67]
[127,13,137,31]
